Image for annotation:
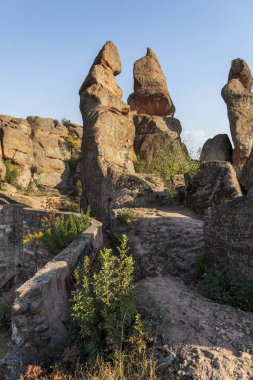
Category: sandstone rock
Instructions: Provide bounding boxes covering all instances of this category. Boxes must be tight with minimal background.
[0,115,82,191]
[80,108,136,220]
[200,134,233,163]
[80,42,138,222]
[0,142,6,180]
[185,161,242,215]
[222,59,253,178]
[79,41,126,119]
[128,48,175,116]
[133,115,182,163]
[205,193,253,281]
[239,149,253,191]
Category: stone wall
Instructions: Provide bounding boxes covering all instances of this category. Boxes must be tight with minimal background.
[0,205,17,289]
[12,219,103,350]
[0,205,84,290]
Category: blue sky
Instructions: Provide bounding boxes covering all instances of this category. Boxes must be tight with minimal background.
[1,0,253,153]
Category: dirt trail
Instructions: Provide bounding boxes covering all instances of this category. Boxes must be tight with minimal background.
[115,205,253,379]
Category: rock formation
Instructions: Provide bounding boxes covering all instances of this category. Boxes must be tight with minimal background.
[222,58,253,189]
[128,48,175,117]
[79,41,142,221]
[200,134,233,163]
[0,115,82,191]
[127,48,186,165]
[185,161,242,215]
[205,192,253,281]
[133,115,183,163]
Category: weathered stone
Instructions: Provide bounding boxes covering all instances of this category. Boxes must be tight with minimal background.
[0,148,6,180]
[239,149,253,191]
[200,134,233,163]
[205,193,253,281]
[80,41,137,222]
[228,58,253,91]
[185,161,242,215]
[80,108,136,221]
[79,41,126,119]
[128,48,175,116]
[222,59,253,182]
[0,115,82,191]
[133,115,182,163]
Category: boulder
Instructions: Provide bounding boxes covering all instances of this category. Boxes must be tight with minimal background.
[222,59,253,178]
[79,41,137,222]
[200,134,233,163]
[133,114,182,163]
[185,161,242,215]
[0,115,82,191]
[205,193,253,281]
[128,48,175,117]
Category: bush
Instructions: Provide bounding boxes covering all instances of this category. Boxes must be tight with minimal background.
[134,147,200,183]
[199,268,253,312]
[67,134,81,150]
[0,293,12,332]
[116,209,138,225]
[74,179,82,197]
[71,235,136,357]
[23,208,91,255]
[4,160,18,186]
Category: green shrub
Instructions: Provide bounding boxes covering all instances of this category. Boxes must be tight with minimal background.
[23,208,91,255]
[4,160,18,186]
[67,134,82,150]
[199,268,253,312]
[74,179,82,197]
[41,210,91,254]
[71,235,136,357]
[116,209,138,225]
[0,293,12,332]
[58,198,80,213]
[134,147,200,183]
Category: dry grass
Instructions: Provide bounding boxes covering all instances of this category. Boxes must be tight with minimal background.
[19,348,157,380]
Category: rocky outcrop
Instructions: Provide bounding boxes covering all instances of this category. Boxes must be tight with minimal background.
[200,134,233,163]
[205,193,253,281]
[79,41,142,221]
[185,161,242,215]
[133,115,183,163]
[0,115,82,192]
[222,59,253,186]
[128,48,175,117]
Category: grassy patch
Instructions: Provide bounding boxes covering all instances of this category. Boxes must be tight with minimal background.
[4,160,18,186]
[199,267,253,312]
[116,209,139,225]
[134,147,200,184]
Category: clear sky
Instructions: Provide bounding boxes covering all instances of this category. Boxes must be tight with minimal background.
[1,0,253,153]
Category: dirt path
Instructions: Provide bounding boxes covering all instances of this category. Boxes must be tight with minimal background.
[115,205,253,379]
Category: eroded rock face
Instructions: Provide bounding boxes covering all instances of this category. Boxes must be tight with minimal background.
[185,161,242,215]
[200,134,233,163]
[80,41,138,221]
[205,193,253,281]
[79,41,126,119]
[128,48,175,117]
[133,115,182,163]
[222,59,253,178]
[0,115,82,191]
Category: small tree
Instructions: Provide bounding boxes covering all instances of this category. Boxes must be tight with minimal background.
[71,235,136,357]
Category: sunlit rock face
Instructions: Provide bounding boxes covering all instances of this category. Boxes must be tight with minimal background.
[222,58,253,190]
[128,48,175,117]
